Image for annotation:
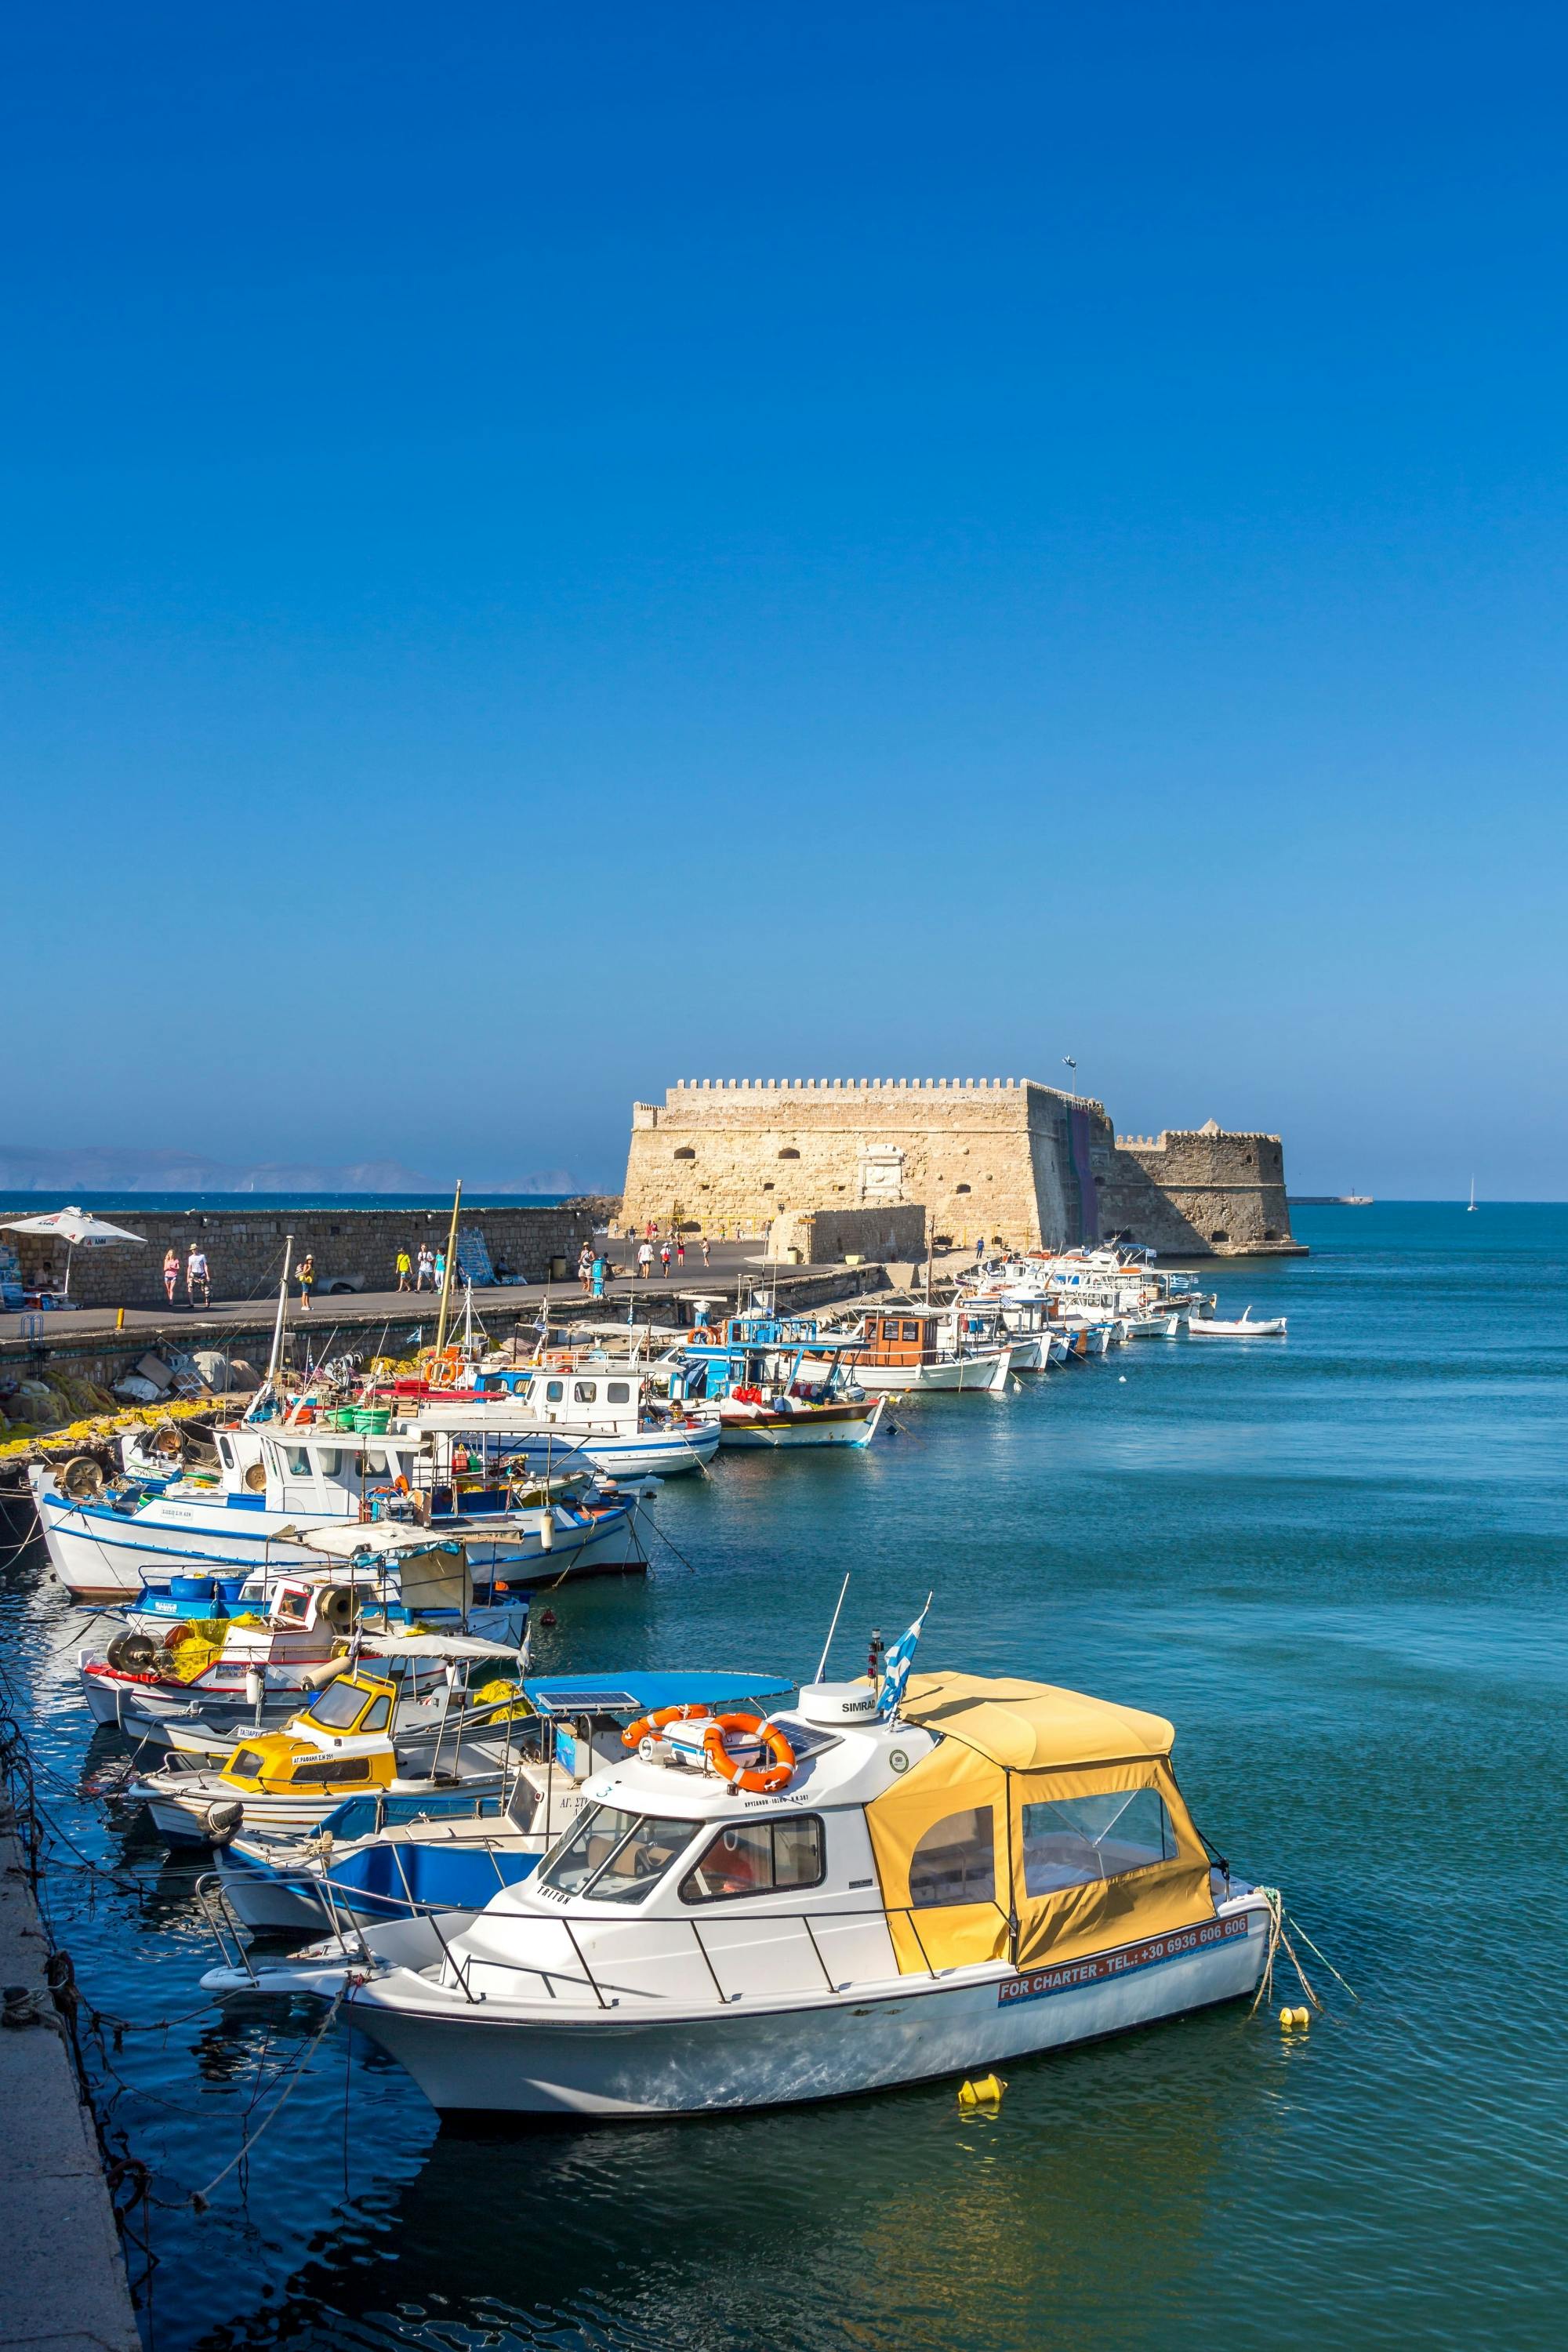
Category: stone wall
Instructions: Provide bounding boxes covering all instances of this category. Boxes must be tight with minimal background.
[622,1078,1105,1253]
[763,1203,927,1265]
[1,1204,595,1308]
[622,1080,1301,1259]
[1099,1123,1301,1255]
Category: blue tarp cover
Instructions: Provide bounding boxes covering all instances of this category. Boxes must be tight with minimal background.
[521,1669,792,1716]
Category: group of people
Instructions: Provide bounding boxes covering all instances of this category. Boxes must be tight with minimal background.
[161,1246,211,1308]
[394,1244,444,1293]
[574,1224,713,1295]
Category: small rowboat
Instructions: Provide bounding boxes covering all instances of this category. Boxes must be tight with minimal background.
[1188,1308,1287,1338]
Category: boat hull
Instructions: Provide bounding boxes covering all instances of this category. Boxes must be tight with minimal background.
[335,1899,1269,2115]
[851,1348,1013,1396]
[717,1399,884,1448]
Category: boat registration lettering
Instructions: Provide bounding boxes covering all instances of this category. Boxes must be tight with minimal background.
[999,1914,1251,2006]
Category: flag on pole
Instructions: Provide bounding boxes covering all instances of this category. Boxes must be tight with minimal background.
[877,1595,932,1717]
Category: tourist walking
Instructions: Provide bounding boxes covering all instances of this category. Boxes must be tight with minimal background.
[590,1253,606,1299]
[396,1247,412,1291]
[700,1233,710,1269]
[637,1237,653,1280]
[162,1247,180,1305]
[676,1235,685,1267]
[416,1244,434,1290]
[186,1244,210,1309]
[577,1244,593,1293]
[434,1248,447,1293]
[297,1253,315,1312]
[659,1239,671,1275]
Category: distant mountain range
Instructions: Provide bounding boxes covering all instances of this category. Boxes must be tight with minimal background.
[0,1145,581,1195]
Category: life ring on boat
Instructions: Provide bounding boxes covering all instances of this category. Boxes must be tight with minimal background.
[425,1351,463,1389]
[690,1327,716,1344]
[702,1711,796,1795]
[620,1701,711,1749]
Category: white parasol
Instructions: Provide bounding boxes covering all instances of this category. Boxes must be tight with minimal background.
[0,1205,147,1298]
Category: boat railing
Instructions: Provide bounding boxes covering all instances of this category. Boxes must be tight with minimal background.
[194,1871,263,1984]
[430,1897,1014,2010]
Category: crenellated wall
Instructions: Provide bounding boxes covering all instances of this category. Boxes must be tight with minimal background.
[623,1077,1108,1252]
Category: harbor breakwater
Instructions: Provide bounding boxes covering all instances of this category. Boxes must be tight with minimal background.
[2,1203,597,1312]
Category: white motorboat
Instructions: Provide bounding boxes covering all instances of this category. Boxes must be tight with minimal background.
[437,1359,720,1479]
[208,1667,793,1936]
[1188,1308,1287,1338]
[205,1668,1272,2117]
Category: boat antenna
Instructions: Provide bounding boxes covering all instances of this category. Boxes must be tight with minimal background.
[813,1573,851,1684]
[433,1178,463,1356]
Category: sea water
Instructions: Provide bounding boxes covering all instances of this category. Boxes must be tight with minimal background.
[3,1201,1565,2350]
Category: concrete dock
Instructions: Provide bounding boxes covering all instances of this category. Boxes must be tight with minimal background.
[0,1828,140,2352]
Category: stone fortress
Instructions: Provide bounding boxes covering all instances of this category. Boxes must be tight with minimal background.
[621,1077,1303,1259]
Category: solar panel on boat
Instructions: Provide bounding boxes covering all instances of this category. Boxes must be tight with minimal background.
[532,1686,642,1714]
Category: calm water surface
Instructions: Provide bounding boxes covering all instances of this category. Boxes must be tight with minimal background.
[4,1203,1565,2350]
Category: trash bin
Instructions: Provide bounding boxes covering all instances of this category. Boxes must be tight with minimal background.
[548,1256,568,1283]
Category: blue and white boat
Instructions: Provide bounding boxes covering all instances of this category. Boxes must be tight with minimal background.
[30,1413,644,1602]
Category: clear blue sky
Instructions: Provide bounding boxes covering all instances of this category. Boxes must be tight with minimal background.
[4,2,1565,1196]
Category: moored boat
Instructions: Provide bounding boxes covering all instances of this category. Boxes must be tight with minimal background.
[205,1663,1273,2116]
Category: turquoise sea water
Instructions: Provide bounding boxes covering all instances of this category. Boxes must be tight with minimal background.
[3,1201,1566,2350]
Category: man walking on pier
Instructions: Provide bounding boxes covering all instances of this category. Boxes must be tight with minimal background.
[416,1245,434,1290]
[186,1244,209,1308]
[396,1247,412,1291]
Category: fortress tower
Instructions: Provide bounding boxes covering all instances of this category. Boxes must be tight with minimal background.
[620,1080,1301,1258]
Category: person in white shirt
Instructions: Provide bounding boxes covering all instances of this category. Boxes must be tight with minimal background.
[186,1247,210,1308]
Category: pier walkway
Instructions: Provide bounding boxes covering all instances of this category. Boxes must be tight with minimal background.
[0,1828,139,2352]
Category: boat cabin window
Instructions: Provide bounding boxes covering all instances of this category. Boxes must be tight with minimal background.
[680,1816,825,1904]
[359,1693,392,1733]
[902,1322,920,1341]
[546,1381,564,1403]
[574,1381,597,1403]
[365,1449,390,1475]
[607,1382,631,1404]
[1021,1790,1176,1894]
[286,1447,310,1475]
[303,1679,382,1732]
[288,1755,373,1786]
[908,1806,995,1908]
[536,1805,699,1905]
[316,1449,343,1477]
[217,1436,234,1468]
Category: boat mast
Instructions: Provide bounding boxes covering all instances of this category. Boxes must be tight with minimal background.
[254,1234,294,1411]
[433,1179,463,1356]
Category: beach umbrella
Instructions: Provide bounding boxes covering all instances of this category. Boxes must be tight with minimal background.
[0,1205,147,1298]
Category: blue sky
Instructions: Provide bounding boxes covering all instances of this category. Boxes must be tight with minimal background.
[3,2,1565,1195]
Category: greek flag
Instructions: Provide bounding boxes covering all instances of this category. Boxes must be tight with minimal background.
[877,1596,932,1718]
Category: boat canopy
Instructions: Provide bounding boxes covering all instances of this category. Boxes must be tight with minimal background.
[866,1671,1213,1976]
[521,1670,793,1717]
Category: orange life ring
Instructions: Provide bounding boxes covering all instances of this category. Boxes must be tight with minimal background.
[702,1711,796,1795]
[621,1701,710,1749]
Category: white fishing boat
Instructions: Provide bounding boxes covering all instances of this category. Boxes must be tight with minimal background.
[205,1664,1272,2117]
[1187,1308,1287,1338]
[681,1312,885,1446]
[29,1413,641,1602]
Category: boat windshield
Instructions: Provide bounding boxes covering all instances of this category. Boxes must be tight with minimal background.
[535,1803,699,1905]
[303,1679,376,1731]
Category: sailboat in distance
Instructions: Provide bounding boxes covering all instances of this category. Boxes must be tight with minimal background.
[1467,1176,1478,1213]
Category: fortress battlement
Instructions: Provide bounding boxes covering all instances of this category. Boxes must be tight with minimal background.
[623,1075,1301,1258]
